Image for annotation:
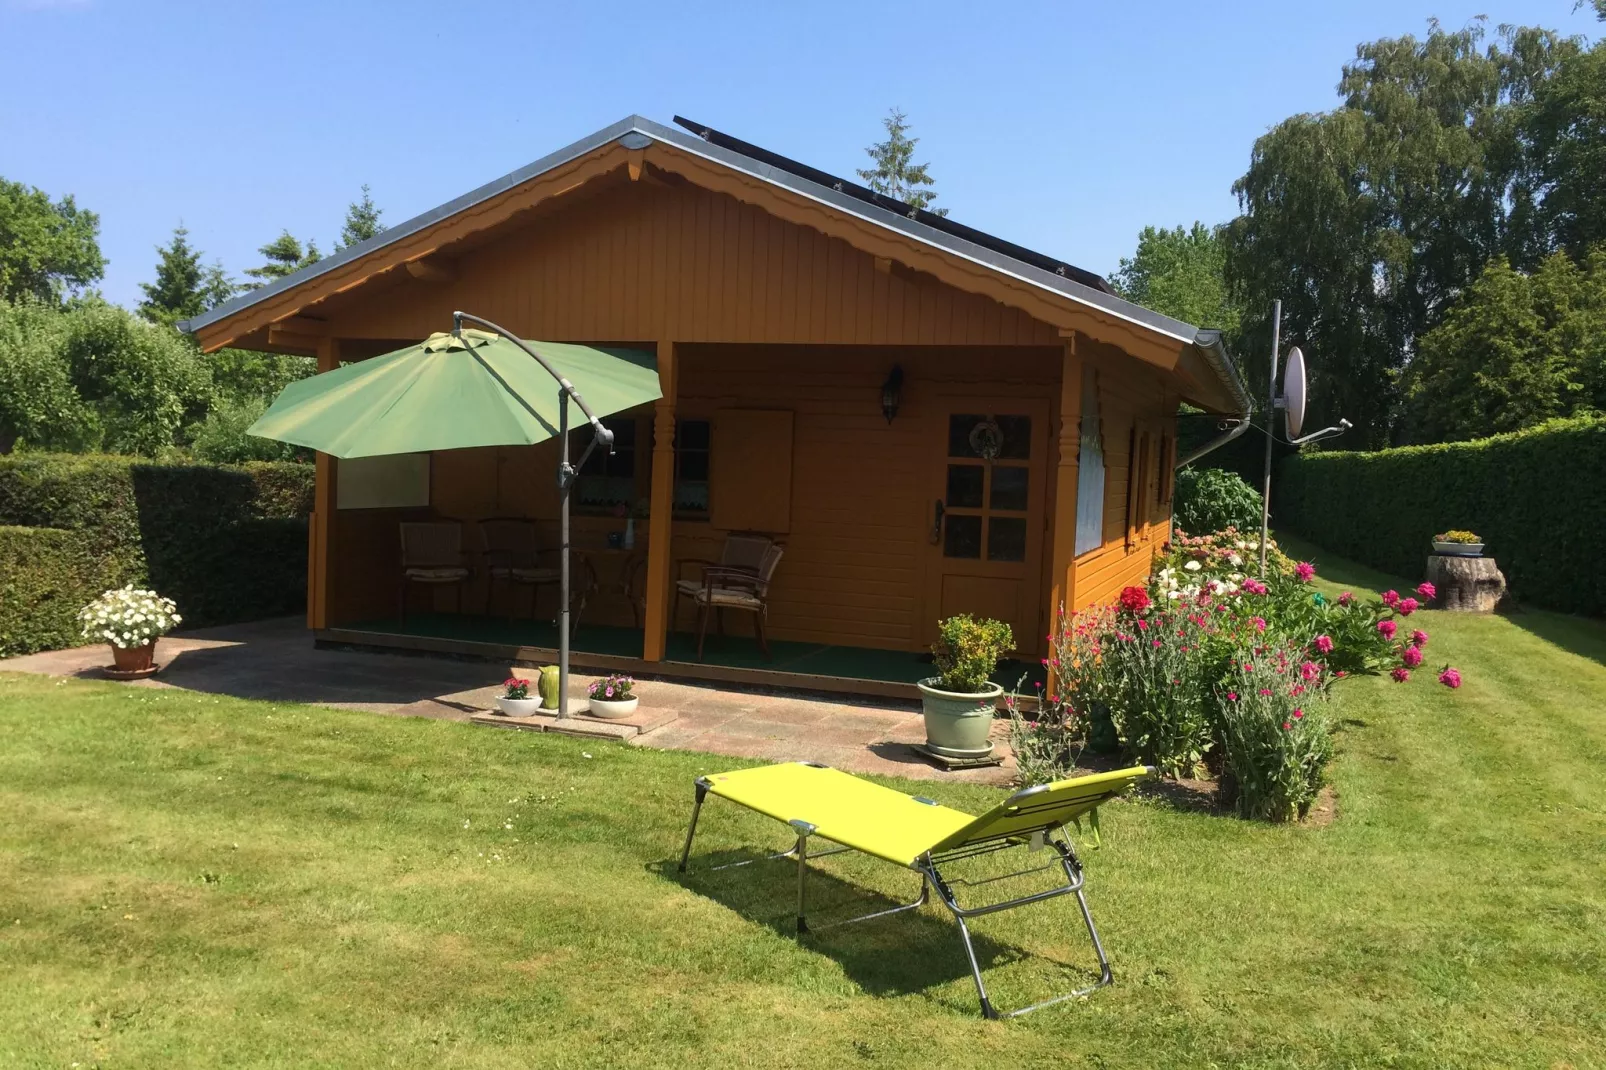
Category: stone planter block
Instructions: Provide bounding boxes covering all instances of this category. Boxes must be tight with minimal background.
[1426,554,1507,613]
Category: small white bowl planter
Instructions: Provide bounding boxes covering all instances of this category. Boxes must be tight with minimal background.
[496,697,540,717]
[587,696,639,719]
[1433,541,1484,557]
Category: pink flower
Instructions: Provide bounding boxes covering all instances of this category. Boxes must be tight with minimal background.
[1251,616,1267,633]
[1243,578,1268,596]
[1401,645,1423,668]
[1227,691,1239,701]
[1259,688,1272,696]
[1378,619,1397,639]
[1295,561,1316,582]
[1417,582,1437,600]
[1292,708,1304,719]
[1410,629,1429,648]
[1282,721,1292,731]
[1314,634,1334,654]
[1299,661,1320,681]
[1391,667,1411,683]
[1243,662,1254,672]
[1152,639,1162,648]
[1338,592,1355,606]
[1382,590,1400,608]
[1439,667,1462,689]
[1398,597,1419,617]
[1137,619,1149,631]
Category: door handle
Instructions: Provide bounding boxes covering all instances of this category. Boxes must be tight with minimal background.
[931,499,945,545]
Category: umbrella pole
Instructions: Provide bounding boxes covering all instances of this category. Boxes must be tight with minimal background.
[558,390,571,720]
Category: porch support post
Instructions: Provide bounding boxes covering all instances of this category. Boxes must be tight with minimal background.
[309,337,342,630]
[642,340,678,661]
[1047,333,1081,694]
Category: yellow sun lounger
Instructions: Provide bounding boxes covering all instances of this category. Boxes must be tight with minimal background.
[677,761,1154,1019]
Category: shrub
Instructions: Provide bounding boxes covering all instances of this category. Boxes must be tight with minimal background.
[1215,650,1334,821]
[79,585,181,649]
[931,614,1013,693]
[190,396,309,464]
[0,297,94,453]
[0,526,134,655]
[0,453,313,655]
[1277,416,1606,615]
[1173,467,1263,536]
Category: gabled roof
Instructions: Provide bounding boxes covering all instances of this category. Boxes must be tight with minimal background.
[180,115,1248,417]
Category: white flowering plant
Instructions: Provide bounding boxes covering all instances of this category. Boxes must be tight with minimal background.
[79,586,182,648]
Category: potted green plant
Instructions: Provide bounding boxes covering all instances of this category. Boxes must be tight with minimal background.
[78,586,182,677]
[497,677,539,717]
[587,673,638,718]
[919,615,1013,757]
[1432,530,1484,557]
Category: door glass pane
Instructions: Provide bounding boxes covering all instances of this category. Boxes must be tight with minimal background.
[995,415,1032,459]
[944,514,982,558]
[948,414,987,458]
[988,517,1027,562]
[989,466,1029,511]
[945,464,984,508]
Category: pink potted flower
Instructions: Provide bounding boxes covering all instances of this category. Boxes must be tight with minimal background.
[587,673,639,718]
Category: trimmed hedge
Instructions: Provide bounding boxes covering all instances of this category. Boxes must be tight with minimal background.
[1276,417,1606,616]
[0,526,134,656]
[0,454,314,655]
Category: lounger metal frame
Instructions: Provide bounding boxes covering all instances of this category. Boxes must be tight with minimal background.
[677,773,1116,1020]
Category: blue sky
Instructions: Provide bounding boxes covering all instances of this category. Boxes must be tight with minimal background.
[2,0,1599,309]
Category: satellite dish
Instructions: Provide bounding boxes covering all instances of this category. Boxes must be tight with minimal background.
[1281,346,1307,439]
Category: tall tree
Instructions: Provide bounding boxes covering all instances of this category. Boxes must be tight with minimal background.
[857,108,947,216]
[1224,19,1583,447]
[1111,223,1241,333]
[1527,23,1606,255]
[1402,247,1606,442]
[243,231,321,289]
[336,184,385,250]
[0,178,105,305]
[138,225,205,327]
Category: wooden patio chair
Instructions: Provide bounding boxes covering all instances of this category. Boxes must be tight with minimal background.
[477,518,589,631]
[674,532,775,631]
[690,542,785,660]
[398,521,472,622]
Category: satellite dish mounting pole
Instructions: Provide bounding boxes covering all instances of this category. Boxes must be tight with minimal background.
[1259,299,1281,579]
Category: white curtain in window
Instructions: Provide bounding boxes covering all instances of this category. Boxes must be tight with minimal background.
[1074,367,1105,556]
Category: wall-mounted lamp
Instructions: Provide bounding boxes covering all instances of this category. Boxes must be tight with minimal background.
[881,365,904,424]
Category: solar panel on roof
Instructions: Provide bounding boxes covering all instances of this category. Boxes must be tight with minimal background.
[671,115,1115,295]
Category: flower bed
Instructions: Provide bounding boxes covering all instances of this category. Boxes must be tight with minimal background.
[1016,528,1464,822]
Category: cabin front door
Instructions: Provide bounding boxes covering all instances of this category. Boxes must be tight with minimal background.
[921,398,1050,659]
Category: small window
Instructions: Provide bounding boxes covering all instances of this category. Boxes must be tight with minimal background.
[1074,370,1105,556]
[674,419,711,515]
[574,418,638,511]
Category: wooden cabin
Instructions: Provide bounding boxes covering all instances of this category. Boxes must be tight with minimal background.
[183,116,1249,696]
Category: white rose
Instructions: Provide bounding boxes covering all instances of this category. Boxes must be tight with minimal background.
[1184,560,1202,572]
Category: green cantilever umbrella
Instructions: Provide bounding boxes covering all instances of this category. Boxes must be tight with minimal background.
[249,313,662,718]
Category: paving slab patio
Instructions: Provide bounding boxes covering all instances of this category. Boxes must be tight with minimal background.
[1,618,1016,785]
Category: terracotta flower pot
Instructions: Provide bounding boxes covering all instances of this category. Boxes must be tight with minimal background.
[111,641,156,673]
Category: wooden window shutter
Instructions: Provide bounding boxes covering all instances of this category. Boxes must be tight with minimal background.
[709,409,794,533]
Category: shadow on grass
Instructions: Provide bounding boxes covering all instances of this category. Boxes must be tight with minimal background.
[1502,608,1606,670]
[655,848,1098,1003]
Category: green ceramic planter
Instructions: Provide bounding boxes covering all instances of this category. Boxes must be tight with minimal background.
[917,678,1002,757]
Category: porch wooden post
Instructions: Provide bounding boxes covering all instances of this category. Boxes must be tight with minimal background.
[1047,333,1082,694]
[642,341,678,661]
[308,338,341,629]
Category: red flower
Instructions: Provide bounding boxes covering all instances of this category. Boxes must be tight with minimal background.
[1417,582,1437,600]
[1378,619,1397,639]
[1382,589,1400,608]
[1227,691,1239,701]
[1410,629,1429,648]
[1439,667,1462,689]
[1292,708,1304,719]
[1119,586,1151,614]
[1282,721,1292,731]
[1401,645,1423,668]
[1295,561,1316,582]
[1314,634,1334,654]
[1299,661,1320,681]
[1338,591,1355,606]
[1391,667,1411,683]
[1398,597,1419,616]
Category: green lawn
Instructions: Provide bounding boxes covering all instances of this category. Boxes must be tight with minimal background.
[2,543,1604,1068]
